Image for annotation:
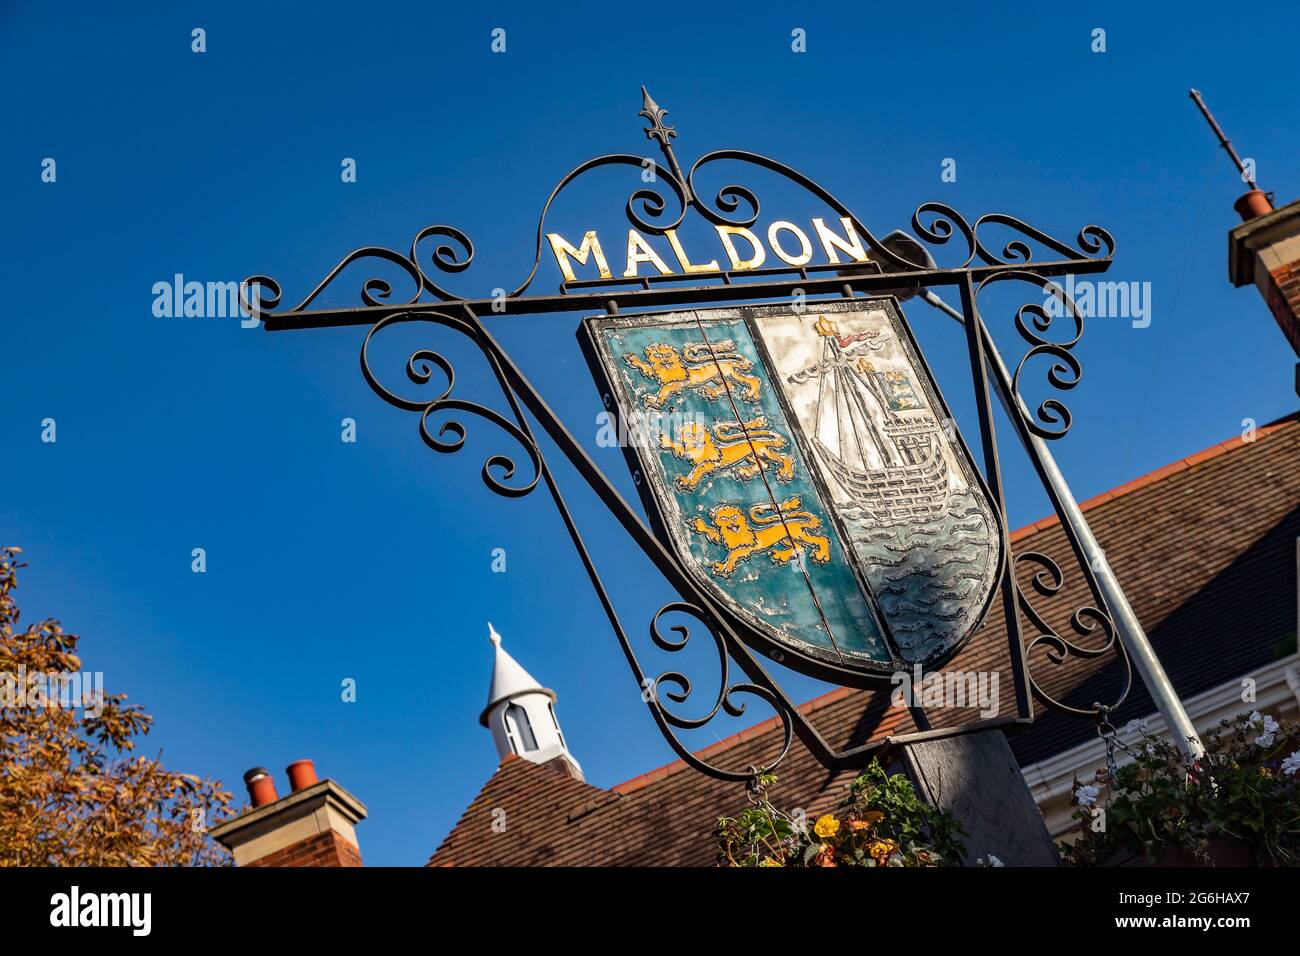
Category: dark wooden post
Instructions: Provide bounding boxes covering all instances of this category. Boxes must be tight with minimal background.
[899,731,1059,867]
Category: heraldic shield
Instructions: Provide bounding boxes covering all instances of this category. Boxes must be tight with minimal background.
[579,298,1005,683]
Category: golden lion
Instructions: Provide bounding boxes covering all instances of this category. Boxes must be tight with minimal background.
[659,416,795,490]
[624,340,762,408]
[692,496,831,577]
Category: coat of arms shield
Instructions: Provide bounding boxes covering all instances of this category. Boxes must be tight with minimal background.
[580,298,1005,683]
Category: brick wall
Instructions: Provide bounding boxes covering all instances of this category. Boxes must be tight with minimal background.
[1233,202,1300,362]
[245,830,363,868]
[1265,259,1300,355]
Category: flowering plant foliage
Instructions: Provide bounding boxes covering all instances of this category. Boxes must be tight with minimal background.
[715,758,967,867]
[1062,712,1300,867]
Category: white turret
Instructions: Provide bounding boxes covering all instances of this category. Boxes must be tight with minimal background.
[479,623,582,780]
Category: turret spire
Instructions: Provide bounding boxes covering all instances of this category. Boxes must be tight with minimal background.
[479,624,582,780]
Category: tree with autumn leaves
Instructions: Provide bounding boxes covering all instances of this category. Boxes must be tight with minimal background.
[0,546,233,865]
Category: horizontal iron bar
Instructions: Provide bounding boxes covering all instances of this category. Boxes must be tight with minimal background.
[261,256,1113,332]
[882,714,1024,750]
[795,714,1026,772]
[561,258,875,290]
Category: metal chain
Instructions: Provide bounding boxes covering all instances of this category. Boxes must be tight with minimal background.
[1098,719,1120,786]
[1095,704,1144,787]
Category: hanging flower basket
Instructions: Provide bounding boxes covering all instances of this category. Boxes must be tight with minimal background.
[1062,711,1300,867]
[715,759,968,867]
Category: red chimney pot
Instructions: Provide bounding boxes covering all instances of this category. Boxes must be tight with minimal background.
[286,759,319,792]
[1234,189,1273,222]
[243,767,278,808]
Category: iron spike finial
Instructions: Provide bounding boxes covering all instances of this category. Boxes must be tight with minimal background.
[639,85,676,147]
[637,85,692,202]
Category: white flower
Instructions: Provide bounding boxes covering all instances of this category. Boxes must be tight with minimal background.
[1074,783,1101,807]
[1251,713,1279,747]
[1124,719,1148,736]
[976,854,1004,867]
[1281,751,1300,777]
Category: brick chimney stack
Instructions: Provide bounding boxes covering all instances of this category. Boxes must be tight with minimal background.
[210,760,367,867]
[1229,200,1300,393]
[1191,88,1300,394]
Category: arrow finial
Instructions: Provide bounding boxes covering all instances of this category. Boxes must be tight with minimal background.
[639,85,676,147]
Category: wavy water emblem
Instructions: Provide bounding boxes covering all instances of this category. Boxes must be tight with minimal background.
[846,489,998,662]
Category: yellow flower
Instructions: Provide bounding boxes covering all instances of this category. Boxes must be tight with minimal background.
[1259,767,1273,779]
[759,857,783,867]
[849,819,870,832]
[867,839,899,863]
[813,814,840,839]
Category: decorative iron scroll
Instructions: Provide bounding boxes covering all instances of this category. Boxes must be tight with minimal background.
[1015,552,1131,718]
[359,312,542,497]
[245,87,1133,781]
[975,270,1089,440]
[648,602,793,780]
[356,308,798,780]
[244,195,1112,322]
[242,88,1114,325]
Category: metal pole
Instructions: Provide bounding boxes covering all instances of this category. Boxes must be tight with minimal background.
[1188,88,1259,192]
[921,290,1206,758]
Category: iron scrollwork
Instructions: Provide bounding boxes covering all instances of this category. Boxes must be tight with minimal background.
[244,86,1135,780]
[358,311,542,498]
[242,224,477,317]
[356,307,798,779]
[972,214,1114,267]
[976,270,1090,440]
[648,602,793,781]
[242,94,1113,325]
[1015,551,1131,718]
[242,152,689,320]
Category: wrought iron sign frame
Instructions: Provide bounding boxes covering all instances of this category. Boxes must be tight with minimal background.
[244,89,1132,781]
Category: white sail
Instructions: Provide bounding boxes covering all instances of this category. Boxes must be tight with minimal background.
[797,316,950,521]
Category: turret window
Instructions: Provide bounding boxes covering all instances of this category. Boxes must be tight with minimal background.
[504,703,538,753]
[548,702,566,750]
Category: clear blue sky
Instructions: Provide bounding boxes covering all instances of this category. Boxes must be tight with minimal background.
[2,2,1296,865]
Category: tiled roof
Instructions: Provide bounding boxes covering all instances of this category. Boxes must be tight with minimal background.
[1004,412,1300,763]
[429,414,1300,866]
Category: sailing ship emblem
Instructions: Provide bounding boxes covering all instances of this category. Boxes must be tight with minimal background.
[580,298,1004,683]
[797,315,951,523]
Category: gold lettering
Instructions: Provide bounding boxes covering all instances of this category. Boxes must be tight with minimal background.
[547,230,612,282]
[624,229,674,278]
[665,230,720,273]
[811,216,868,264]
[767,221,813,266]
[551,219,870,280]
[715,226,767,271]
